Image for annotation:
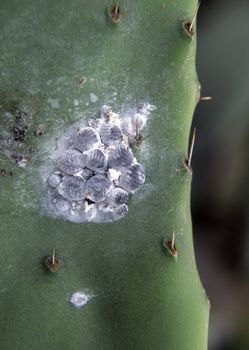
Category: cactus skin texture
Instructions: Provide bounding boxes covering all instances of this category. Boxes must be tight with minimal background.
[0,1,209,349]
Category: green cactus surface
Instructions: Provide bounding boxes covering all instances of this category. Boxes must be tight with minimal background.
[0,1,209,349]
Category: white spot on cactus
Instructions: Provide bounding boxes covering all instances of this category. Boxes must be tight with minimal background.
[16,156,27,168]
[74,99,79,107]
[89,93,99,103]
[147,104,157,111]
[70,291,92,308]
[47,98,59,109]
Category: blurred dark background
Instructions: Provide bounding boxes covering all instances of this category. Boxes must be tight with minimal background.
[192,0,249,349]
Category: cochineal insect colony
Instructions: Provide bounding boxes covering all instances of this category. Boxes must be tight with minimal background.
[45,103,156,223]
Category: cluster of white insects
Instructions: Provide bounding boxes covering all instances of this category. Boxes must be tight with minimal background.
[46,103,156,223]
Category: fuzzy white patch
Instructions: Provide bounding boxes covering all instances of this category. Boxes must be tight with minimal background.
[107,168,121,182]
[89,93,99,103]
[70,291,92,308]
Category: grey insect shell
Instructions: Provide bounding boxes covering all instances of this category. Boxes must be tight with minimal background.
[73,127,101,152]
[85,175,112,202]
[108,144,134,169]
[87,148,108,171]
[99,123,122,145]
[118,163,145,192]
[57,150,86,175]
[48,173,61,188]
[107,187,129,207]
[112,204,129,220]
[57,176,86,201]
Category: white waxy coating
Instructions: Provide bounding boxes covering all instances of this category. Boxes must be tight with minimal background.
[57,150,85,175]
[147,104,157,111]
[67,208,86,223]
[70,291,91,308]
[73,127,101,152]
[107,168,121,182]
[58,176,86,201]
[137,102,156,114]
[54,197,70,212]
[85,175,112,202]
[108,112,120,125]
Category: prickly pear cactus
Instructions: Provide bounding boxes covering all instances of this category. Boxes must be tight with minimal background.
[0,1,209,349]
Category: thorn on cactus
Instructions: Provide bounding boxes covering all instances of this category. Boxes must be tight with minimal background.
[197,84,212,103]
[108,3,121,23]
[203,288,211,307]
[182,127,196,176]
[183,2,200,39]
[45,249,61,273]
[125,120,149,147]
[163,230,178,259]
[200,96,212,101]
